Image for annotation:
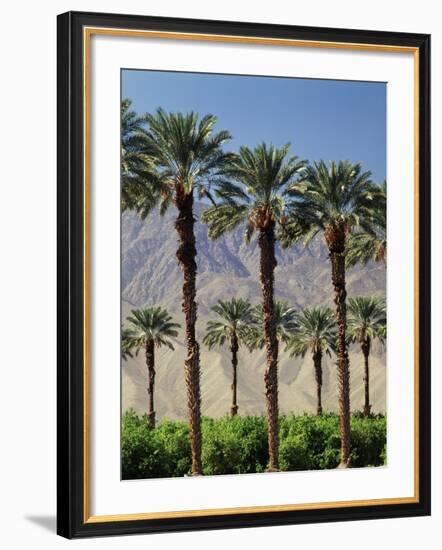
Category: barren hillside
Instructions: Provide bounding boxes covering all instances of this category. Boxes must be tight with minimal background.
[121,204,386,419]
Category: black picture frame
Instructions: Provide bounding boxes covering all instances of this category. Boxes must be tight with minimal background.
[57,10,431,539]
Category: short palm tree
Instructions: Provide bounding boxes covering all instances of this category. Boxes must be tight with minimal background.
[203,298,254,416]
[202,143,306,471]
[122,109,233,474]
[122,307,180,428]
[347,296,386,417]
[346,181,387,268]
[282,160,378,467]
[246,300,298,351]
[286,307,336,416]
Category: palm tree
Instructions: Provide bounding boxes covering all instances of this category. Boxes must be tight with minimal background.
[347,296,386,417]
[286,307,336,416]
[282,160,378,467]
[122,307,180,428]
[203,298,254,416]
[122,109,233,474]
[346,181,387,268]
[246,300,298,351]
[202,143,306,471]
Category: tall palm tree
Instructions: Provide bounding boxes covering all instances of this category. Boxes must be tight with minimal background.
[120,99,154,210]
[122,109,233,474]
[347,296,386,417]
[286,307,336,416]
[122,307,180,428]
[282,160,378,467]
[202,143,306,471]
[346,181,387,268]
[203,298,254,416]
[246,300,298,351]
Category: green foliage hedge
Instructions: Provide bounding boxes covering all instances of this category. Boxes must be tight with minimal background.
[122,410,386,479]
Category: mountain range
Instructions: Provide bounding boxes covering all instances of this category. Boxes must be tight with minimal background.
[121,202,386,420]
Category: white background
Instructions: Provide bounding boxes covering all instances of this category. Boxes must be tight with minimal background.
[0,0,439,548]
[91,35,415,515]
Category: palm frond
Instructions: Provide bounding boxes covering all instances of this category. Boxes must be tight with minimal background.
[283,160,378,249]
[202,143,306,243]
[123,306,180,355]
[122,105,234,218]
[200,203,249,239]
[246,300,298,350]
[347,296,386,347]
[346,180,387,267]
[203,298,254,350]
[286,306,336,358]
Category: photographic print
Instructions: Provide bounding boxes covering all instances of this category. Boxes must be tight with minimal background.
[57,12,430,537]
[121,69,387,479]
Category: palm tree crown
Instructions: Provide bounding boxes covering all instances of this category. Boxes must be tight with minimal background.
[121,98,145,173]
[203,298,254,349]
[281,160,377,247]
[346,180,387,267]
[201,142,306,240]
[123,307,180,353]
[122,108,234,217]
[347,296,386,348]
[121,99,154,209]
[247,300,298,350]
[286,306,336,358]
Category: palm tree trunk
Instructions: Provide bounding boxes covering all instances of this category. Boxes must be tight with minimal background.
[175,189,202,475]
[230,332,239,417]
[325,223,351,468]
[145,340,156,428]
[258,223,279,472]
[362,340,371,417]
[313,349,323,416]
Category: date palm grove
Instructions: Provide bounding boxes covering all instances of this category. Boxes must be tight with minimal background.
[121,101,387,474]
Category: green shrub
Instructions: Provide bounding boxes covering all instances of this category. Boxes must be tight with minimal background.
[349,414,387,467]
[122,410,386,479]
[279,414,341,470]
[201,416,268,475]
[122,410,166,479]
[122,410,191,479]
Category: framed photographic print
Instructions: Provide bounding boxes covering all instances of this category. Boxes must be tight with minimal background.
[57,10,431,538]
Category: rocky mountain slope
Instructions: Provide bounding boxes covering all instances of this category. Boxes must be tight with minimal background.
[122,203,386,419]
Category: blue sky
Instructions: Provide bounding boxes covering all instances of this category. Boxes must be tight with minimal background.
[122,69,386,182]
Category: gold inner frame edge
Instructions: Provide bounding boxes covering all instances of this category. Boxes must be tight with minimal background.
[83,26,420,524]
